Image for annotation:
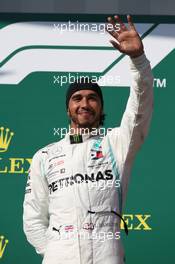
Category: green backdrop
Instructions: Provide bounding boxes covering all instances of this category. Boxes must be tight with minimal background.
[0,14,174,264]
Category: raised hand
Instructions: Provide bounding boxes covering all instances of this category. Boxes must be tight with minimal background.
[106,15,144,58]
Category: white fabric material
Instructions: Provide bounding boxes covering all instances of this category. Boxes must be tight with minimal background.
[23,53,153,264]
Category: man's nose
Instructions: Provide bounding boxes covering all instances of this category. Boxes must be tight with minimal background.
[80,97,89,107]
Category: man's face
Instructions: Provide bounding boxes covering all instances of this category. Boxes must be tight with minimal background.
[67,89,103,129]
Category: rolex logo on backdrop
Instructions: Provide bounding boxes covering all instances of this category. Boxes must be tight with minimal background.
[0,127,14,152]
[0,126,31,174]
[0,235,8,258]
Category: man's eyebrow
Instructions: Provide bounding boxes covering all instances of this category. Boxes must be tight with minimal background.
[71,93,98,99]
[88,93,98,97]
[71,94,82,99]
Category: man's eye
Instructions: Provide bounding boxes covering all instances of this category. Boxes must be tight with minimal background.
[73,96,81,101]
[88,96,98,101]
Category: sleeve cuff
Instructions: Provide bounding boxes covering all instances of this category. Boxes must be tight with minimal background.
[129,53,150,71]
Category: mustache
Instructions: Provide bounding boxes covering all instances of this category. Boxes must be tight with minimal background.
[77,107,95,115]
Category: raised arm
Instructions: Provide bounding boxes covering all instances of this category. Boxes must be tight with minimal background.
[106,15,153,179]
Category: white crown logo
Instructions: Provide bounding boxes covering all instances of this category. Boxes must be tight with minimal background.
[0,236,9,258]
[0,127,14,152]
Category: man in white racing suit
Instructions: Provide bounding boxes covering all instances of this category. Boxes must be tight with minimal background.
[23,15,153,264]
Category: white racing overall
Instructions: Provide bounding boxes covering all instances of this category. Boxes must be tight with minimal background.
[23,53,153,264]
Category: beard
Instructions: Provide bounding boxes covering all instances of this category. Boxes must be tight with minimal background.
[70,114,96,129]
[68,108,101,129]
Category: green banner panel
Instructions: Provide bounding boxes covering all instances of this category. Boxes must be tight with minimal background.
[0,14,174,264]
